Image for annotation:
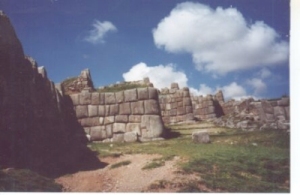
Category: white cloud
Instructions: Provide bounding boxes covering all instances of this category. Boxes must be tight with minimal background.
[257,68,272,79]
[190,84,214,96]
[122,62,188,89]
[153,2,289,75]
[221,82,248,100]
[84,20,117,44]
[246,78,267,95]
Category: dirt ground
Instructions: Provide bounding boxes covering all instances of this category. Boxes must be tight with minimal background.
[55,154,208,192]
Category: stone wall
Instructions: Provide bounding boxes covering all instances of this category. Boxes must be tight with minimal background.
[158,83,194,124]
[0,12,99,177]
[69,87,165,142]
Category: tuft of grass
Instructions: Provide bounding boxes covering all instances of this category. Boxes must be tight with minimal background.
[110,160,131,169]
[142,155,175,170]
[61,77,78,95]
[97,83,148,93]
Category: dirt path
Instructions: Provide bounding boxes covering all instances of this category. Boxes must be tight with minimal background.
[55,154,202,192]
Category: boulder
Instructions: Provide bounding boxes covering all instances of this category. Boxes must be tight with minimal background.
[192,131,210,143]
[124,132,137,142]
[124,89,137,102]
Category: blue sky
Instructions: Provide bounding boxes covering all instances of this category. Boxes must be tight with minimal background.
[0,0,290,100]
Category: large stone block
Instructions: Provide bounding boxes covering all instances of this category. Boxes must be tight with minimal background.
[171,102,177,109]
[113,123,126,133]
[186,106,193,113]
[99,93,105,104]
[144,99,160,114]
[126,123,141,135]
[128,115,141,123]
[124,132,138,142]
[131,101,144,114]
[124,89,137,102]
[81,117,100,127]
[148,87,158,99]
[91,92,100,105]
[75,105,88,118]
[105,105,110,116]
[166,103,171,110]
[138,88,149,100]
[106,124,113,138]
[141,115,164,138]
[99,117,104,125]
[79,91,91,105]
[90,126,106,141]
[183,91,190,97]
[69,94,80,105]
[112,133,124,142]
[207,106,215,114]
[262,101,274,114]
[109,104,119,115]
[88,105,98,117]
[115,91,124,103]
[183,97,192,106]
[104,116,115,124]
[177,107,186,115]
[105,92,116,104]
[192,131,210,144]
[170,109,177,116]
[115,115,128,123]
[119,102,131,115]
[285,106,290,119]
[98,105,106,116]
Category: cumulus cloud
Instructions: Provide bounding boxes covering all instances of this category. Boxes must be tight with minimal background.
[153,2,289,75]
[85,20,117,44]
[246,78,267,95]
[122,62,188,89]
[257,68,272,79]
[190,84,214,96]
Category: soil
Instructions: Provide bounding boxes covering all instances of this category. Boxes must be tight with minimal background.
[55,154,209,192]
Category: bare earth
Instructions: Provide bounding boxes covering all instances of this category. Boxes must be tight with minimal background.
[55,154,208,192]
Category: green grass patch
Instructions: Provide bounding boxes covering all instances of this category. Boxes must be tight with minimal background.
[89,122,290,192]
[110,160,131,169]
[142,155,175,170]
[97,82,148,93]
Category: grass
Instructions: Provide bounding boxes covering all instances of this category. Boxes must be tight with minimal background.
[0,169,62,192]
[97,82,148,93]
[110,160,131,169]
[142,155,175,170]
[88,122,290,192]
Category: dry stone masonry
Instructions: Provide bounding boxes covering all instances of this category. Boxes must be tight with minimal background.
[159,83,194,124]
[69,87,165,142]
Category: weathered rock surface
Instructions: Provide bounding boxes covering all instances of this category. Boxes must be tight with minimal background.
[192,131,210,143]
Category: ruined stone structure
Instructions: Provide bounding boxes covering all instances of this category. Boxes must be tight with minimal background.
[0,12,99,177]
[158,83,194,124]
[62,69,94,94]
[69,86,165,142]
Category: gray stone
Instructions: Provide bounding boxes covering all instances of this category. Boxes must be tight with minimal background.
[79,91,91,105]
[183,97,191,106]
[124,132,137,142]
[69,94,80,105]
[274,106,286,117]
[177,107,186,115]
[148,87,158,99]
[131,101,144,114]
[75,105,88,118]
[88,105,98,117]
[119,102,131,115]
[128,115,141,123]
[91,92,100,105]
[106,124,113,138]
[126,123,141,135]
[99,117,104,125]
[138,88,149,100]
[124,89,137,102]
[105,105,110,116]
[90,126,106,141]
[81,117,100,127]
[113,123,126,133]
[109,104,119,115]
[105,93,116,104]
[104,116,114,125]
[171,83,179,89]
[115,91,124,103]
[115,115,128,123]
[186,106,193,113]
[99,93,105,104]
[98,105,106,116]
[112,133,124,142]
[144,99,160,114]
[192,131,210,143]
[278,97,289,107]
[141,115,164,138]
